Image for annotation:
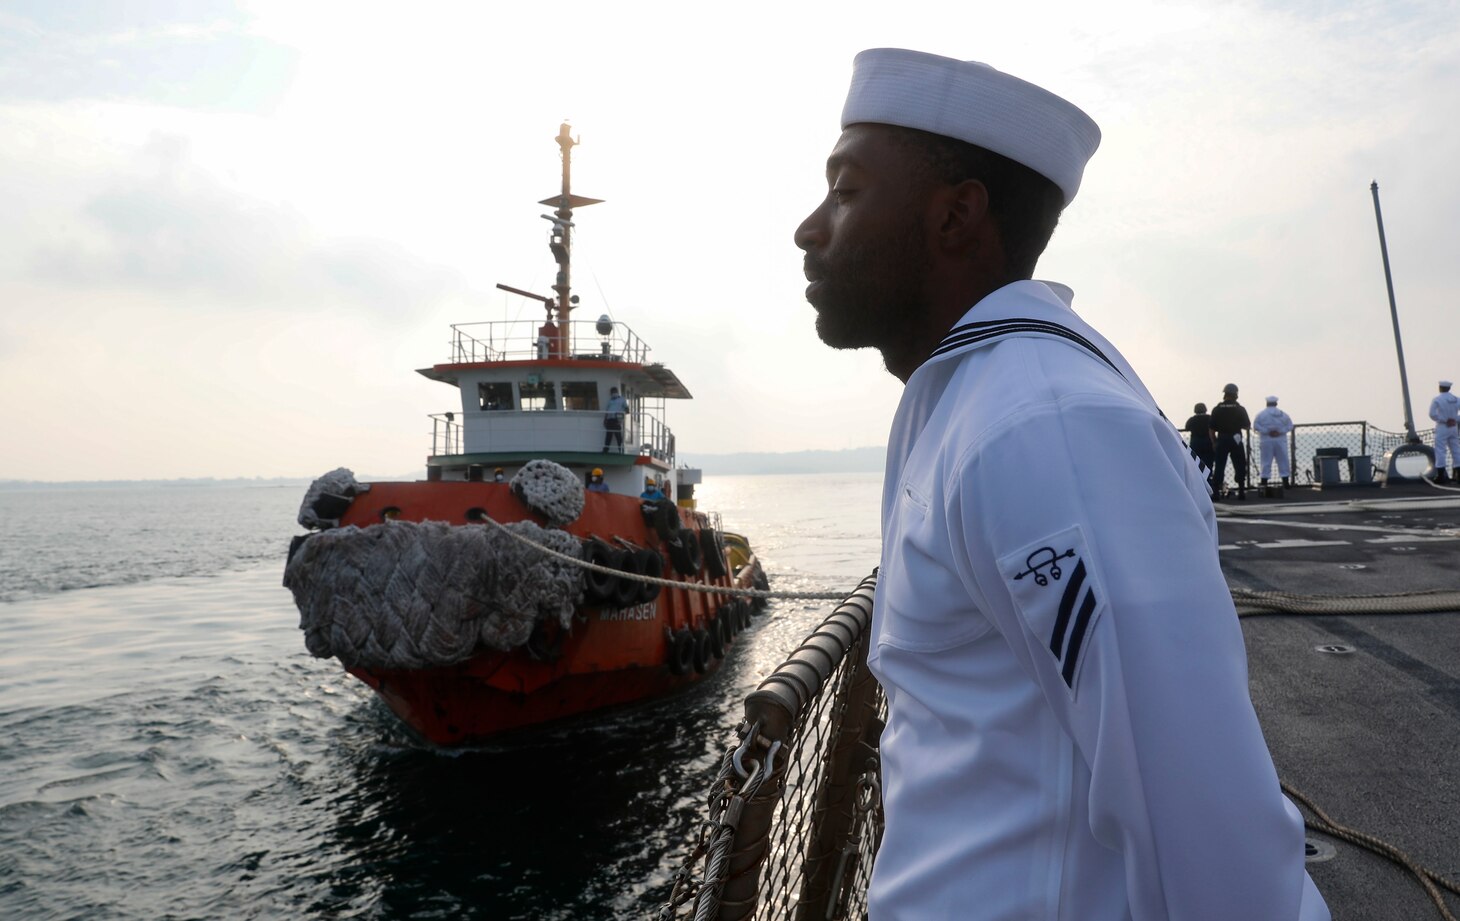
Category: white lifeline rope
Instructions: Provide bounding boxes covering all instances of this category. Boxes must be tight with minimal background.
[1218,517,1460,539]
[477,514,849,602]
[1421,474,1460,494]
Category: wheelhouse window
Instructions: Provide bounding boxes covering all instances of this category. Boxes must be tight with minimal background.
[519,379,557,411]
[478,382,514,411]
[560,381,600,411]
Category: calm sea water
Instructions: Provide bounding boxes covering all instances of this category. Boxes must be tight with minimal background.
[0,475,882,920]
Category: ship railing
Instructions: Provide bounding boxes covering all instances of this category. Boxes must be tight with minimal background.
[636,410,676,466]
[448,319,651,365]
[423,406,674,463]
[1196,419,1435,490]
[429,413,463,457]
[659,572,885,921]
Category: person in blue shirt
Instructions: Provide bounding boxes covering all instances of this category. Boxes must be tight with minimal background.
[603,387,629,453]
[639,476,665,501]
[586,467,610,493]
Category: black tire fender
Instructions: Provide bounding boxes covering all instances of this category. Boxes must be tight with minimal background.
[611,548,643,609]
[700,529,728,579]
[667,628,694,676]
[751,561,769,610]
[583,540,619,605]
[643,499,680,545]
[667,533,698,576]
[636,549,664,604]
[692,628,712,674]
[707,616,726,659]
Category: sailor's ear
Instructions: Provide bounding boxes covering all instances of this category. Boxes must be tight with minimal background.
[929,179,991,254]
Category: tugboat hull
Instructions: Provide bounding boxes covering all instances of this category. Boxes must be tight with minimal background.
[299,479,760,746]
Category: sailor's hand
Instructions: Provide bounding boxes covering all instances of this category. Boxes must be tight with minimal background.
[1268,429,1279,436]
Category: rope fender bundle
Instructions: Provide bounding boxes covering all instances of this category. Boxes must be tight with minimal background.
[510,459,585,526]
[284,519,585,670]
[297,467,367,530]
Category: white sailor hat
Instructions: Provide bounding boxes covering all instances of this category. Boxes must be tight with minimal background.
[1441,380,1453,388]
[840,48,1102,204]
[1266,395,1278,404]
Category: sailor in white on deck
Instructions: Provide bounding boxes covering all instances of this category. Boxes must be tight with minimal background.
[1254,395,1296,487]
[1429,380,1459,483]
[796,48,1329,921]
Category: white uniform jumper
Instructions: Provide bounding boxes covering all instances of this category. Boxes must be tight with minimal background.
[869,280,1328,920]
[1253,404,1295,481]
[1429,391,1460,472]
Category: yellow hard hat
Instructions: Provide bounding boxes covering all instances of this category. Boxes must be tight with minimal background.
[592,468,603,476]
[494,467,504,472]
[645,476,654,485]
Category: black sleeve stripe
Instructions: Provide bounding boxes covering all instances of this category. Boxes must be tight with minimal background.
[1061,589,1099,687]
[1049,559,1087,659]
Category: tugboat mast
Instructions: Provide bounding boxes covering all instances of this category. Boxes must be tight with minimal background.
[540,122,602,358]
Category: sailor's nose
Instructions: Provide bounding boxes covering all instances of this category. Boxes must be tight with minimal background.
[794,204,827,251]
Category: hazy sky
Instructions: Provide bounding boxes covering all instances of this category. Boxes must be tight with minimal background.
[2,0,1457,481]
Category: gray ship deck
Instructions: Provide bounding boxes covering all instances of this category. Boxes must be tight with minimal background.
[1219,481,1460,920]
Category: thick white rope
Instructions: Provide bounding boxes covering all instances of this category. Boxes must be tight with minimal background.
[475,513,849,601]
[1222,517,1460,539]
[1421,473,1460,493]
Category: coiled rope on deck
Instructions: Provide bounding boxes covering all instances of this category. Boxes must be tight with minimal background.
[1283,780,1460,921]
[1233,588,1460,617]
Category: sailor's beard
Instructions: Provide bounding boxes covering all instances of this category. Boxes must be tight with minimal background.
[809,218,932,355]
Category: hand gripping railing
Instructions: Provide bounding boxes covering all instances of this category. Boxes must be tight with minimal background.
[659,571,884,921]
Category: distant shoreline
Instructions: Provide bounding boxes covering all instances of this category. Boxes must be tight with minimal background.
[0,447,888,488]
[677,446,885,476]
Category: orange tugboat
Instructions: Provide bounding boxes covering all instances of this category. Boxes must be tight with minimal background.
[283,124,766,746]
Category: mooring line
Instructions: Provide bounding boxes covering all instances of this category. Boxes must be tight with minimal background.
[478,514,849,601]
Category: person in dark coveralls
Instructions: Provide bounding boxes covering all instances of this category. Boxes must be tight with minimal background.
[1211,383,1251,499]
[794,48,1327,921]
[1184,401,1215,474]
[602,386,628,453]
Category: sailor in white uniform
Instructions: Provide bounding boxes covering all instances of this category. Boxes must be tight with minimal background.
[1430,380,1460,483]
[1254,395,1296,487]
[796,49,1329,921]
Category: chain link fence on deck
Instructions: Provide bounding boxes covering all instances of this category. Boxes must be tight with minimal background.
[660,573,885,921]
[1205,420,1433,491]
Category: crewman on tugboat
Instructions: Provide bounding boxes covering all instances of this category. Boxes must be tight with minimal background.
[795,47,1329,921]
[639,476,665,502]
[586,467,609,493]
[603,386,629,453]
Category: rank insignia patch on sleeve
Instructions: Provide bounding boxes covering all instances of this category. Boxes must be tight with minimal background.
[1000,526,1105,691]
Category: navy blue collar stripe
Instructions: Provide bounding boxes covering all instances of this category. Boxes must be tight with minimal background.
[932,316,1212,493]
[931,318,1120,375]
